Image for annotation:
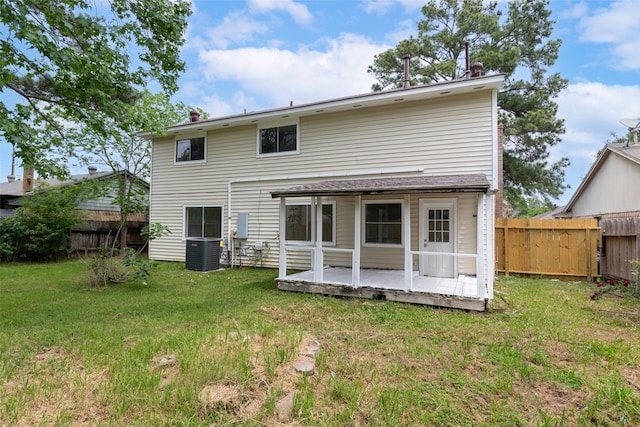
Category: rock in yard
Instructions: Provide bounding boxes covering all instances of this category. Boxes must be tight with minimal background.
[275,391,295,421]
[293,360,314,376]
[156,354,177,368]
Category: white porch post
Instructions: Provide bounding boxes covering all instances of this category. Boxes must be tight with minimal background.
[310,196,316,271]
[353,195,361,287]
[279,197,287,279]
[476,193,486,299]
[314,195,324,283]
[404,194,412,291]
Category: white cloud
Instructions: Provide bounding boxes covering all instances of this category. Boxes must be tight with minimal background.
[558,2,589,20]
[384,19,416,45]
[248,0,313,26]
[197,33,389,110]
[361,0,396,15]
[361,0,424,15]
[393,0,429,12]
[576,0,640,70]
[204,11,271,49]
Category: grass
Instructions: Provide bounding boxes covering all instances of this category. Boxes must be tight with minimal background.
[1,259,639,426]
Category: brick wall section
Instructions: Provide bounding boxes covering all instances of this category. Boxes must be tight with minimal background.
[494,124,504,218]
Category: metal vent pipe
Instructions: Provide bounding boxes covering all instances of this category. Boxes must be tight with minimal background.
[403,54,411,88]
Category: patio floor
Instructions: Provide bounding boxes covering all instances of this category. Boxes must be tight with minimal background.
[277,267,488,311]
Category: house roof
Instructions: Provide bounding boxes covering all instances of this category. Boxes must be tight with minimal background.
[0,170,149,197]
[532,205,567,219]
[563,143,640,213]
[271,174,490,198]
[140,74,505,139]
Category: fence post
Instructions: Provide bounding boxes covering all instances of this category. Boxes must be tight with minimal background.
[586,226,592,282]
[504,219,510,276]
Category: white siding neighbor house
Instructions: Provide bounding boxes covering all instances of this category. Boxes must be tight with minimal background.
[144,73,504,311]
[562,143,640,280]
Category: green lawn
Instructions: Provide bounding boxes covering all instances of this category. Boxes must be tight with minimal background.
[1,260,639,426]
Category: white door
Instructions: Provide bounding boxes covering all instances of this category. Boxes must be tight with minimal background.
[420,199,456,278]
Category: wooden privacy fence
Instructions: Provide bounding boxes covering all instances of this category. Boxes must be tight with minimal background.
[599,217,640,281]
[495,218,600,281]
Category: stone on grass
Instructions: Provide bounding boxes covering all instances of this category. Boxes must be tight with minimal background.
[293,360,314,376]
[275,391,295,421]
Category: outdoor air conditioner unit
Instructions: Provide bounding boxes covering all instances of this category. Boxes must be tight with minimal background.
[185,238,221,271]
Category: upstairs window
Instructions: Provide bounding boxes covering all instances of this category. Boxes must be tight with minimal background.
[258,124,298,156]
[176,137,205,162]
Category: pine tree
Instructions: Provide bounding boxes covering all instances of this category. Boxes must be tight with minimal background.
[368,0,569,204]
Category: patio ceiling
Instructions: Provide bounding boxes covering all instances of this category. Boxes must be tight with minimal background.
[270,174,490,198]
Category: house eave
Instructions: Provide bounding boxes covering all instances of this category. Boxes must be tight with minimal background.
[140,74,505,139]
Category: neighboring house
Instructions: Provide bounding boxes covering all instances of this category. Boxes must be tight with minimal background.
[532,205,566,219]
[0,167,149,252]
[562,143,640,280]
[143,72,504,311]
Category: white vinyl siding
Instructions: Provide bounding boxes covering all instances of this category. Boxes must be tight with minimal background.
[149,91,494,266]
[571,153,640,218]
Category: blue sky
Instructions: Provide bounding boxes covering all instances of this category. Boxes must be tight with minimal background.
[2,0,640,206]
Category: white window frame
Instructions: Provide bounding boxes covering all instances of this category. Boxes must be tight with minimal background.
[175,134,207,164]
[256,120,300,157]
[285,200,336,246]
[362,199,404,248]
[183,205,224,240]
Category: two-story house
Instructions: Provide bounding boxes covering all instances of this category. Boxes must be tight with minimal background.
[144,72,504,311]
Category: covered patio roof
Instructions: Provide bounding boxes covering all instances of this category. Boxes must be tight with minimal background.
[270,174,491,198]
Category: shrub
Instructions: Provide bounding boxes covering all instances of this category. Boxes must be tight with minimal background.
[87,222,170,287]
[0,216,24,261]
[0,184,85,262]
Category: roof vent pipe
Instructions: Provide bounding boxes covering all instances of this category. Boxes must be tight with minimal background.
[189,110,201,122]
[88,166,97,176]
[465,42,470,79]
[403,54,411,88]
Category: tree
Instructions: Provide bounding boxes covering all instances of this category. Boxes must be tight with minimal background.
[0,0,191,177]
[506,195,555,218]
[368,0,569,204]
[63,91,199,247]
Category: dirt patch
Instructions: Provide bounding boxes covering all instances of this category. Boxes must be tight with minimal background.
[195,331,320,422]
[622,366,640,391]
[1,347,110,427]
[199,383,243,415]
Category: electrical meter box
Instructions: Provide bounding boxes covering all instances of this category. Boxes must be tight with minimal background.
[237,212,249,239]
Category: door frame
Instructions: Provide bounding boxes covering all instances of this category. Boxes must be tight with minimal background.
[418,197,458,277]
